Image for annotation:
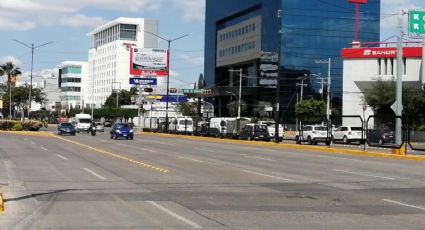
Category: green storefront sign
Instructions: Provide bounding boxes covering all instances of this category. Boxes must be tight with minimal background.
[409,10,425,35]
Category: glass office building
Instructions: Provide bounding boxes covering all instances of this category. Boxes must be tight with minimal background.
[205,0,380,123]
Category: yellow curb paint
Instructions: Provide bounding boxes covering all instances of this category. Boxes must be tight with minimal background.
[53,136,169,173]
[0,131,53,137]
[0,193,4,213]
[137,132,425,163]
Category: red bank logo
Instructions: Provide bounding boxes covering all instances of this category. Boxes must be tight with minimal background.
[363,49,372,56]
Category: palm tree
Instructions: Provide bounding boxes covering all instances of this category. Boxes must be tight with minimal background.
[0,62,22,87]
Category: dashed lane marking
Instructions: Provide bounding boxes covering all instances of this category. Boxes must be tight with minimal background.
[383,199,425,211]
[83,168,106,180]
[243,169,294,182]
[178,156,204,163]
[53,136,169,173]
[147,201,202,229]
[40,146,48,151]
[56,154,68,160]
[333,169,395,180]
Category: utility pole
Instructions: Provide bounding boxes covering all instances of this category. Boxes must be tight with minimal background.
[138,84,143,132]
[326,57,331,122]
[296,78,308,101]
[275,8,283,143]
[395,10,404,146]
[13,40,53,117]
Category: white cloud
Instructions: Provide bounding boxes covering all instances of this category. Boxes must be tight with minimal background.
[0,0,163,31]
[380,0,422,39]
[169,70,180,77]
[173,0,205,22]
[180,54,204,66]
[59,14,107,28]
[0,56,23,66]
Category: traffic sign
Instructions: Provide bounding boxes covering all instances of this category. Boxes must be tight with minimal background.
[409,10,425,36]
[202,89,212,94]
[181,89,203,94]
[129,78,157,85]
[169,88,178,93]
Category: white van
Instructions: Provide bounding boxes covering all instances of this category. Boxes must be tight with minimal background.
[75,113,92,133]
[169,117,193,134]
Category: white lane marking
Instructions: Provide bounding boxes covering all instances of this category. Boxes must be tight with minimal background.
[243,169,293,182]
[145,148,158,153]
[83,168,106,180]
[56,154,68,160]
[30,141,36,145]
[333,169,395,180]
[383,199,425,211]
[194,147,216,153]
[243,155,276,162]
[147,201,202,229]
[40,146,48,151]
[178,156,204,163]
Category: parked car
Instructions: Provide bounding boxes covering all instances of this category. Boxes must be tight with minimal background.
[239,124,270,142]
[57,122,76,136]
[332,126,365,144]
[103,120,112,127]
[110,123,134,140]
[95,122,104,132]
[257,121,284,141]
[296,125,330,145]
[367,129,395,145]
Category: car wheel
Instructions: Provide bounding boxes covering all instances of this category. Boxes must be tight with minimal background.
[366,138,371,145]
[71,133,75,136]
[295,136,301,144]
[247,136,252,141]
[58,131,61,135]
[130,136,133,140]
[114,134,118,140]
[307,136,312,145]
[343,136,349,144]
[331,135,335,143]
[378,138,384,145]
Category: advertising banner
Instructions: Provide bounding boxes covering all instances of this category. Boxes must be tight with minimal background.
[130,48,168,76]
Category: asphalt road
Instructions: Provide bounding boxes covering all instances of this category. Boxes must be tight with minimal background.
[1,128,425,229]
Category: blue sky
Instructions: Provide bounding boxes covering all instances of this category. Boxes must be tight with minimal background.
[0,0,423,88]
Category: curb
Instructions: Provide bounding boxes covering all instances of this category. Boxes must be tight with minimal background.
[137,132,425,163]
[0,193,3,213]
[0,131,53,137]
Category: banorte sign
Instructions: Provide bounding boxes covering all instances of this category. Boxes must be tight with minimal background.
[342,47,422,59]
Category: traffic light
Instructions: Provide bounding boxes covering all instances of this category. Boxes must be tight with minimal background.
[143,88,153,93]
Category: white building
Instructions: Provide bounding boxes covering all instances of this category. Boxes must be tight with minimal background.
[342,43,424,126]
[58,61,89,110]
[41,69,61,111]
[87,17,160,108]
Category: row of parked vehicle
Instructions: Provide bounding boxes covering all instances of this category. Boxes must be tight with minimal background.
[295,125,395,145]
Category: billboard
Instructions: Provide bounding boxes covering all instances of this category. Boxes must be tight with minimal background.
[130,48,168,76]
[348,0,367,3]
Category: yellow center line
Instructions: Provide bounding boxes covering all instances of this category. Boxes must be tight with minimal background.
[53,135,169,173]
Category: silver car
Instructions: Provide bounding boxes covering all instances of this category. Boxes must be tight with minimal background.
[95,122,104,132]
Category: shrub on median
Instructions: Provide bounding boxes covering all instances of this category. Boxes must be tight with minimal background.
[0,120,43,131]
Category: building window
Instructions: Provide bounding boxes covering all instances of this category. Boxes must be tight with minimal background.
[62,66,81,74]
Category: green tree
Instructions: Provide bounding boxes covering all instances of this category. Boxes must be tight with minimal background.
[104,88,138,108]
[178,102,197,116]
[0,62,21,87]
[2,85,46,119]
[252,101,267,122]
[226,100,247,117]
[296,99,326,123]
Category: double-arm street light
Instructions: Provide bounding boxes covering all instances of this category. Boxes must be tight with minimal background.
[14,39,53,117]
[228,68,243,119]
[143,31,190,133]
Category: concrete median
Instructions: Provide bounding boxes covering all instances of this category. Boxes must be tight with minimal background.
[137,132,425,163]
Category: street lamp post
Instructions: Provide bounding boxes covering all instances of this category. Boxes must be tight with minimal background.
[143,31,190,133]
[228,68,243,119]
[314,58,332,121]
[13,40,53,117]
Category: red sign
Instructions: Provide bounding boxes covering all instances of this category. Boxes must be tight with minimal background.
[348,0,367,4]
[341,47,422,59]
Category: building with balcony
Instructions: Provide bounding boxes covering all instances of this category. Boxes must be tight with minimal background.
[87,17,160,108]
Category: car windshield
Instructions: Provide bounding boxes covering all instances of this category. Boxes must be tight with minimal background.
[263,122,275,126]
[314,126,327,131]
[117,124,129,129]
[179,120,193,125]
[255,125,268,132]
[96,123,102,125]
[351,127,363,131]
[79,119,91,123]
[61,123,73,127]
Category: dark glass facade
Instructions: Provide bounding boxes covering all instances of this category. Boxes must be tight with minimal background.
[205,0,380,123]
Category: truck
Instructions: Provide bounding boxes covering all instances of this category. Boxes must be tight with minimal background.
[169,117,194,134]
[75,113,92,133]
[208,117,251,138]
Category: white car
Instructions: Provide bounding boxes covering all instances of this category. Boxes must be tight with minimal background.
[332,126,365,144]
[296,125,330,145]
